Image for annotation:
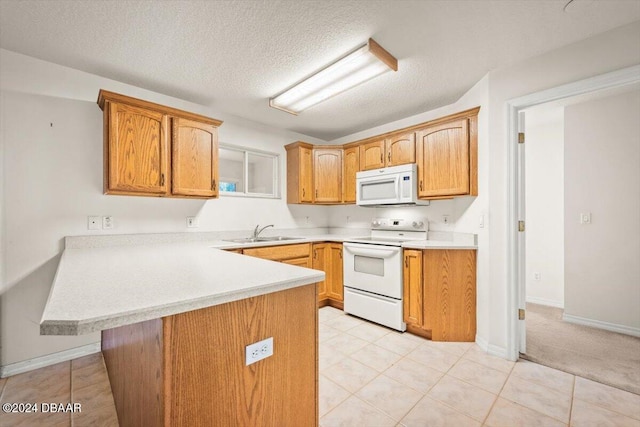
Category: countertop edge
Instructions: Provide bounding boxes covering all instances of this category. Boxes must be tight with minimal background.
[40,272,325,336]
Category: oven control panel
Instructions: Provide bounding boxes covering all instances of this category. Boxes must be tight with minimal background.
[371,218,428,231]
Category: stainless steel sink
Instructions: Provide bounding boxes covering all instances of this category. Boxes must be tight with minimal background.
[223,236,303,244]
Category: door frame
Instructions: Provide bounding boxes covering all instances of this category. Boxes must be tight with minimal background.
[505,64,640,361]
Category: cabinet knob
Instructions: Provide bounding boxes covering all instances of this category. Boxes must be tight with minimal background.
[160,173,165,187]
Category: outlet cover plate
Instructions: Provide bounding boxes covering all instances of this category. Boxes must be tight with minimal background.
[245,337,273,366]
[88,216,101,230]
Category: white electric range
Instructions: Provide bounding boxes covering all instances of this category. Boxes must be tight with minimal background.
[343,218,428,331]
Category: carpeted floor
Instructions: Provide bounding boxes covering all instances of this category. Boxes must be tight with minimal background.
[521,303,640,395]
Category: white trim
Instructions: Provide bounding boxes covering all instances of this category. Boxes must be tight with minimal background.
[525,296,564,308]
[0,342,100,378]
[506,64,640,361]
[475,335,510,360]
[562,314,640,337]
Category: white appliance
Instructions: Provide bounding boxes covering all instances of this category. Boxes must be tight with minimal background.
[343,218,428,331]
[356,163,430,207]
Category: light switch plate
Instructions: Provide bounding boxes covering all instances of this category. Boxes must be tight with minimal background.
[245,337,273,366]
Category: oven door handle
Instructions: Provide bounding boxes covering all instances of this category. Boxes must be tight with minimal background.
[344,246,399,258]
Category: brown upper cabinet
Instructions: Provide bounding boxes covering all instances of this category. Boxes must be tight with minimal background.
[98,90,222,199]
[284,107,479,205]
[416,111,478,199]
[313,148,342,203]
[285,142,344,205]
[342,145,360,203]
[285,142,314,204]
[360,132,416,171]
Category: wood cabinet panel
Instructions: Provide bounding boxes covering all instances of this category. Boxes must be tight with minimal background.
[386,132,416,166]
[107,102,168,195]
[416,119,470,198]
[99,90,222,199]
[102,319,164,427]
[163,285,317,426]
[242,243,311,261]
[359,140,386,171]
[312,244,328,302]
[327,243,344,302]
[285,142,313,203]
[403,250,423,328]
[314,149,342,203]
[172,118,218,197]
[343,146,359,204]
[282,257,312,268]
[424,250,476,342]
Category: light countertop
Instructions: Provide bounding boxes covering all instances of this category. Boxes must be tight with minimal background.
[42,231,477,336]
[40,242,325,336]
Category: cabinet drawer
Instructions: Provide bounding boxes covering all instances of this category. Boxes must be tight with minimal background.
[243,243,311,261]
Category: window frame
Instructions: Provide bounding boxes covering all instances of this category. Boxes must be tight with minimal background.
[218,143,280,199]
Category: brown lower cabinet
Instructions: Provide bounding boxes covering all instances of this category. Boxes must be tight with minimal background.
[312,242,344,309]
[102,284,317,427]
[403,249,477,341]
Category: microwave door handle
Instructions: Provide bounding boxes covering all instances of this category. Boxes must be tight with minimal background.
[397,175,402,201]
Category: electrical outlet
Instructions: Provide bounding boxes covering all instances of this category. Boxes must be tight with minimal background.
[102,216,113,230]
[245,337,273,366]
[534,272,541,281]
[88,216,101,230]
[186,217,198,228]
[442,215,450,225]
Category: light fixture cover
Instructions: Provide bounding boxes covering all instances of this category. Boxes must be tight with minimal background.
[269,38,398,115]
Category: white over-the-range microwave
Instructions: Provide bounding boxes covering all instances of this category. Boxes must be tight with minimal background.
[356,163,430,207]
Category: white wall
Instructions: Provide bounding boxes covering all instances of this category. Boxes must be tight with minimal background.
[0,50,329,367]
[564,89,640,331]
[485,20,640,355]
[524,107,564,308]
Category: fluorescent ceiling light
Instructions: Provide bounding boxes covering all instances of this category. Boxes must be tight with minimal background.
[269,38,398,115]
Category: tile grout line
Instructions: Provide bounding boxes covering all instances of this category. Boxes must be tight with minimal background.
[568,374,576,427]
[479,354,517,426]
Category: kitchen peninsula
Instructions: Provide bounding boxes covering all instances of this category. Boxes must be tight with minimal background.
[40,241,324,426]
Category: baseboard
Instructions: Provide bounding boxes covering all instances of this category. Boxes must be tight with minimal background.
[526,296,564,308]
[562,314,640,337]
[0,342,101,378]
[475,334,509,359]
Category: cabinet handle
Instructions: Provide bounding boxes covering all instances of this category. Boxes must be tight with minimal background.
[380,153,383,164]
[315,189,318,198]
[419,180,423,191]
[211,178,216,190]
[302,188,305,198]
[405,256,408,268]
[388,151,391,163]
[313,250,317,260]
[339,251,342,259]
[160,173,165,187]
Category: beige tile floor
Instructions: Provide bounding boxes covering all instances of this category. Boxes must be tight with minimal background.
[319,307,640,427]
[1,307,639,426]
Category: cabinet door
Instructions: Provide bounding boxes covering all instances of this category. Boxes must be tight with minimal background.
[312,244,328,301]
[314,149,342,203]
[282,257,311,268]
[343,146,359,204]
[423,250,476,342]
[172,118,218,197]
[327,243,344,302]
[107,102,168,195]
[403,250,423,327]
[416,119,469,198]
[300,146,314,203]
[386,132,416,166]
[359,140,385,170]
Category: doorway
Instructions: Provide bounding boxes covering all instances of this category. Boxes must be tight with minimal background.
[506,65,640,393]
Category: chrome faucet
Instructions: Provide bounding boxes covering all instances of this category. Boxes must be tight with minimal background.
[253,224,274,239]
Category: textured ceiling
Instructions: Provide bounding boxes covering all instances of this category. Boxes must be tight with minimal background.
[1,1,639,140]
